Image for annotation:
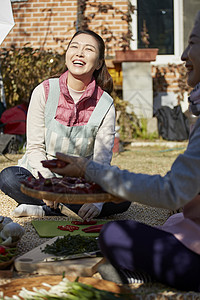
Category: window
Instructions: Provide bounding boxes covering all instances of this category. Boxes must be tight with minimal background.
[131,0,183,62]
[138,0,174,54]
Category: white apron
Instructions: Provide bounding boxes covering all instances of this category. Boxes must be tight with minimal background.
[18,78,113,174]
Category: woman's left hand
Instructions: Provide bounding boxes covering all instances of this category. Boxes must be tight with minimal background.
[78,203,100,221]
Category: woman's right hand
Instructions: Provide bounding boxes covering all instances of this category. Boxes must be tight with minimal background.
[78,203,100,221]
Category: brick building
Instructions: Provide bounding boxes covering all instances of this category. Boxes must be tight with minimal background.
[4,0,129,56]
[2,0,200,123]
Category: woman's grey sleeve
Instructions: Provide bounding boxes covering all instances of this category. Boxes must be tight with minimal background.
[85,118,200,210]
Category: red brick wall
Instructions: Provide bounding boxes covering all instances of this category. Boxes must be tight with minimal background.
[152,65,180,94]
[151,64,191,105]
[84,0,129,57]
[3,0,77,52]
[3,1,183,96]
[2,0,129,57]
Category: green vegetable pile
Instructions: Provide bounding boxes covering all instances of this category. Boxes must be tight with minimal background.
[0,245,16,263]
[42,234,99,256]
[0,277,132,300]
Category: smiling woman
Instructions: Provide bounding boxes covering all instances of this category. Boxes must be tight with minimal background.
[0,29,131,220]
[181,13,200,88]
[66,35,102,88]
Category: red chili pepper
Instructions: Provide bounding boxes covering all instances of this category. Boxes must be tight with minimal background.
[57,225,79,232]
[41,159,68,168]
[71,220,97,225]
[0,246,6,255]
[82,224,104,233]
[82,228,102,233]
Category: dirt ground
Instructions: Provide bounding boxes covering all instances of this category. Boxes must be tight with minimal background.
[1,141,200,299]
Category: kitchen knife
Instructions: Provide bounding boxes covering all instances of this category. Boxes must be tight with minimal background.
[43,250,102,262]
[58,203,83,220]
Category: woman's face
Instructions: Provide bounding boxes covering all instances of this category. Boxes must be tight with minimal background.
[181,14,200,87]
[65,33,102,83]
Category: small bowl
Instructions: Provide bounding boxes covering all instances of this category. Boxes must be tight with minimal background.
[0,257,15,270]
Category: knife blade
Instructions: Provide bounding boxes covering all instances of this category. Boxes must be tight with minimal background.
[58,203,83,220]
[43,250,102,262]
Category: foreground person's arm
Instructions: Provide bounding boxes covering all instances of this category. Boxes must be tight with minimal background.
[54,119,200,210]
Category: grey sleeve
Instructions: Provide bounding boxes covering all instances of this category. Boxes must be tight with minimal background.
[85,118,200,210]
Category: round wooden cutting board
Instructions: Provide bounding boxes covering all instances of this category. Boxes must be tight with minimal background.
[20,184,121,204]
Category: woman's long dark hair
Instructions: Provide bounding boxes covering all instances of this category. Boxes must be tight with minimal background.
[56,30,113,95]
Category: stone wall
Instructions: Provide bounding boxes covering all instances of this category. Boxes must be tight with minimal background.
[123,62,153,119]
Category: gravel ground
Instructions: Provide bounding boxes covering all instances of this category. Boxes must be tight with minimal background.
[0,149,173,257]
[0,191,179,299]
[0,145,200,299]
[0,191,172,257]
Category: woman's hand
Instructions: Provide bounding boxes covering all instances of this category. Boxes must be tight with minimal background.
[43,199,58,209]
[48,152,88,178]
[78,203,100,221]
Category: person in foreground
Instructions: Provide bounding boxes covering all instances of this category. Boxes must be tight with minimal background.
[0,29,131,220]
[44,12,200,292]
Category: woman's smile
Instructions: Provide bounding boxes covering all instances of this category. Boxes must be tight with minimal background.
[72,59,86,67]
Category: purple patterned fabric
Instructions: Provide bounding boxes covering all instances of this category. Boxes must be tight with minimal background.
[189,82,200,116]
[99,220,200,292]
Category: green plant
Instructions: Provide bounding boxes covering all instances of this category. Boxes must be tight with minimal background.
[113,94,158,141]
[137,118,159,140]
[141,19,150,48]
[0,45,65,107]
